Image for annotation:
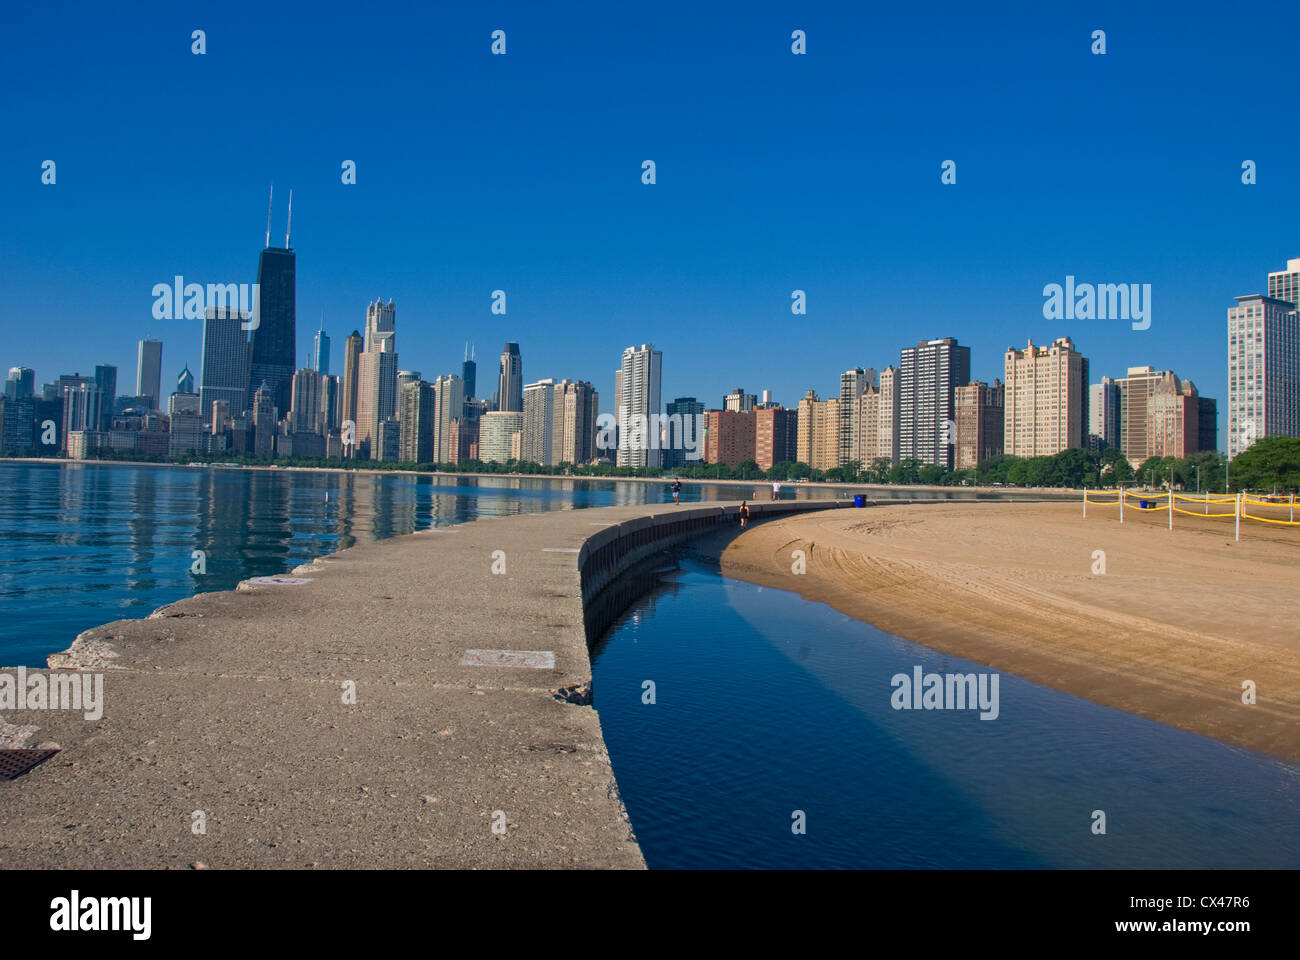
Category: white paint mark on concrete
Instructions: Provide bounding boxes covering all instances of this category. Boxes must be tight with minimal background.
[462,649,555,669]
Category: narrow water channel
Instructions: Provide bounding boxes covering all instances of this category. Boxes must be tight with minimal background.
[591,555,1300,869]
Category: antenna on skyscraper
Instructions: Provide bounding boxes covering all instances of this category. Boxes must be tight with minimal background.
[285,189,293,248]
[265,185,274,248]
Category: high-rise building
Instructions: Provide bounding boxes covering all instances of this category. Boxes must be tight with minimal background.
[1198,397,1218,454]
[876,366,900,465]
[313,324,331,375]
[497,342,523,413]
[755,406,798,470]
[704,410,757,468]
[1148,372,1201,459]
[559,380,598,466]
[5,367,35,400]
[462,344,477,401]
[356,300,399,457]
[321,375,340,434]
[615,344,662,468]
[432,374,464,463]
[723,387,757,413]
[796,390,840,471]
[357,351,399,456]
[1227,294,1299,458]
[290,368,324,435]
[341,330,363,440]
[93,365,117,431]
[398,380,435,463]
[176,365,195,396]
[900,338,970,468]
[252,380,276,458]
[839,367,878,466]
[200,306,249,424]
[479,411,523,463]
[954,380,1005,469]
[1002,337,1087,459]
[522,378,559,465]
[247,236,296,415]
[1114,366,1170,463]
[364,299,396,354]
[136,338,163,409]
[60,381,103,446]
[1267,257,1300,308]
[397,370,422,394]
[1089,377,1121,451]
[663,397,705,469]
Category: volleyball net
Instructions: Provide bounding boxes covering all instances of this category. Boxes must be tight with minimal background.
[1082,488,1300,538]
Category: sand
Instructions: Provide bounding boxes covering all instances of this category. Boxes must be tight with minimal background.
[719,500,1300,765]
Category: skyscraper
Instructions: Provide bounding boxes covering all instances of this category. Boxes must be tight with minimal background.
[200,307,250,426]
[136,338,162,409]
[1114,365,1171,463]
[497,342,522,413]
[899,338,970,468]
[314,323,331,375]
[1227,294,1299,458]
[755,406,797,470]
[341,330,363,439]
[1089,377,1121,451]
[1002,337,1088,458]
[398,380,435,463]
[177,365,195,395]
[247,199,297,416]
[365,299,396,353]
[252,380,276,458]
[522,379,559,465]
[615,343,662,468]
[462,344,477,401]
[93,364,117,431]
[955,380,1005,469]
[432,374,464,463]
[663,396,705,469]
[356,300,399,457]
[479,411,523,463]
[290,368,325,435]
[876,366,900,465]
[1267,257,1300,308]
[839,367,878,466]
[5,367,35,400]
[723,387,757,413]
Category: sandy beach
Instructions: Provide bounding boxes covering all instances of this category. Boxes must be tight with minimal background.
[719,501,1300,765]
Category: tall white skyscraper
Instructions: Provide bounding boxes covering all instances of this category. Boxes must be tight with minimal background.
[1227,294,1299,458]
[365,299,396,354]
[137,338,163,408]
[899,338,970,468]
[615,343,662,468]
[432,373,465,462]
[356,299,398,457]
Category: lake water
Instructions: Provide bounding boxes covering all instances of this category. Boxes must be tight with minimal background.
[0,460,1054,667]
[590,557,1300,869]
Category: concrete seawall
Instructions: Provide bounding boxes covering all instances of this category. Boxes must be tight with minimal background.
[0,497,852,869]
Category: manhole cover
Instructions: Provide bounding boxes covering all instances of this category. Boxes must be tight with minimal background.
[0,748,60,781]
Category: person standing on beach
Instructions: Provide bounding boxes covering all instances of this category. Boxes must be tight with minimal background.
[671,478,682,504]
[739,500,751,529]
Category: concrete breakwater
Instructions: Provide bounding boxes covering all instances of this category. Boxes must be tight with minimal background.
[0,497,853,869]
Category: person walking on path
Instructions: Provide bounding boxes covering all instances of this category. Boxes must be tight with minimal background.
[738,500,751,529]
[671,478,682,504]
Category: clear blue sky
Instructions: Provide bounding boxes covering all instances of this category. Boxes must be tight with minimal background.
[2,1,1297,447]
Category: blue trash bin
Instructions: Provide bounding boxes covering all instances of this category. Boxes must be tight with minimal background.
[853,495,865,508]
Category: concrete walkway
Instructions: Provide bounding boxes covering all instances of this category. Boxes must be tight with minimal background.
[0,498,849,869]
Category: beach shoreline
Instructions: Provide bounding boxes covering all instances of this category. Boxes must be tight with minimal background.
[717,501,1300,766]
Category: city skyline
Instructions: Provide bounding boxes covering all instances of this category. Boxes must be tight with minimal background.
[4,4,1298,445]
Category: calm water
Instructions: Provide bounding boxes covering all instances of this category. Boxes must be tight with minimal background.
[0,461,1059,668]
[591,557,1300,869]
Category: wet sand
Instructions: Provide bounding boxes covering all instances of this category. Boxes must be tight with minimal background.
[720,501,1300,765]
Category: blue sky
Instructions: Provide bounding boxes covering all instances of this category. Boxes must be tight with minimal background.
[2,0,1297,446]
